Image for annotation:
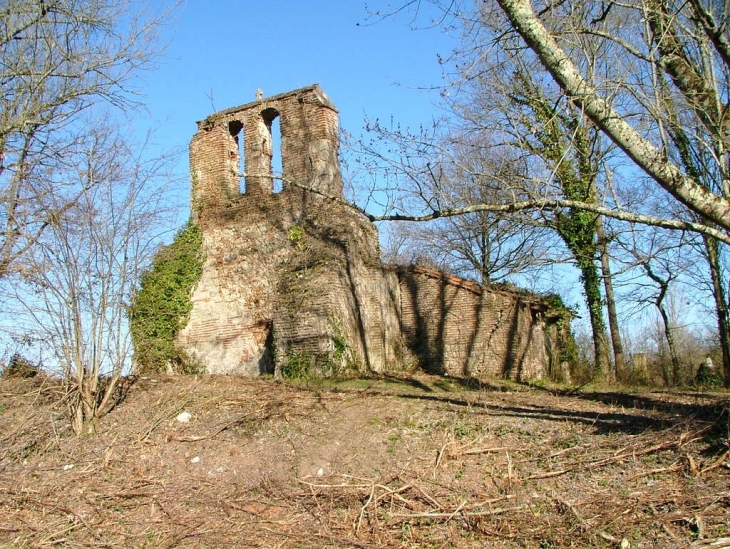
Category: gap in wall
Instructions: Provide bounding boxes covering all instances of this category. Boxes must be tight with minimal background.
[271,116,283,193]
[228,120,245,194]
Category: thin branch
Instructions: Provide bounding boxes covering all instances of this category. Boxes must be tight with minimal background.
[245,172,730,245]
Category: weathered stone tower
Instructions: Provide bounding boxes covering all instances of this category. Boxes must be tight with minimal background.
[179,84,568,379]
[179,85,403,375]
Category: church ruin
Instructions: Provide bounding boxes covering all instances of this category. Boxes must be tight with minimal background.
[177,84,569,379]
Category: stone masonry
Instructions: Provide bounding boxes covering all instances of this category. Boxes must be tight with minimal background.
[178,84,568,379]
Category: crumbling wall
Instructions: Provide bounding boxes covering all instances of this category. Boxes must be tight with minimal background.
[180,85,403,374]
[397,266,562,380]
[179,84,567,379]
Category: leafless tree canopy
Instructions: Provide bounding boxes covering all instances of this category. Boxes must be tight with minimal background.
[0,0,174,277]
[491,0,730,231]
[3,122,179,435]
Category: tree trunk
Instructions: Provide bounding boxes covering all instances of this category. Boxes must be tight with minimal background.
[579,259,612,380]
[657,293,682,386]
[495,0,730,231]
[597,216,625,381]
[703,235,730,388]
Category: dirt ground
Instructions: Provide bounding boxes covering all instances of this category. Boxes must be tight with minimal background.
[0,374,728,548]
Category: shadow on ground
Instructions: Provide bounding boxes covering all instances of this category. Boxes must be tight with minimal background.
[329,373,730,453]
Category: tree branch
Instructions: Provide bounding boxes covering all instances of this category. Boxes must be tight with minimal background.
[244,172,730,245]
[495,0,730,232]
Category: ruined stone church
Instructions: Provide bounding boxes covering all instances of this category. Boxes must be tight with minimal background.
[177,85,568,379]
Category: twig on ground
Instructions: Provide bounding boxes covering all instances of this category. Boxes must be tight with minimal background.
[389,504,526,520]
[356,483,376,534]
[446,441,509,458]
[555,497,624,546]
[136,382,200,443]
[628,461,682,479]
[172,411,257,442]
[699,450,729,476]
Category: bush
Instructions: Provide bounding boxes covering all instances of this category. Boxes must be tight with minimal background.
[129,221,204,374]
[696,358,723,388]
[569,360,595,385]
[281,351,315,380]
[280,334,356,381]
[2,353,39,379]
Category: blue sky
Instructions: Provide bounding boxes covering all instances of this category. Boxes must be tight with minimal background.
[135,1,588,313]
[141,1,457,190]
[134,2,709,340]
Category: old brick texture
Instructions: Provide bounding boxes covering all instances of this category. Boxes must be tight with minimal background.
[179,85,567,379]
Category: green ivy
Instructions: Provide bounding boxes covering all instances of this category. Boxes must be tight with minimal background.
[281,351,315,380]
[280,321,356,380]
[129,220,204,374]
[696,361,723,388]
[288,225,306,249]
[537,293,578,366]
[540,293,577,319]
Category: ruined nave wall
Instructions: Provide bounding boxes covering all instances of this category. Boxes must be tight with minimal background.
[178,85,566,380]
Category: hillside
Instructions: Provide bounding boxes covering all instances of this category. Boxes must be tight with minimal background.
[1,374,728,548]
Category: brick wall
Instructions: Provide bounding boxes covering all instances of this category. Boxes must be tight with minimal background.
[179,85,568,379]
[190,84,341,213]
[397,266,563,380]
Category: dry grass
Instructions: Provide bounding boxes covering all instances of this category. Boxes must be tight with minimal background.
[0,374,728,548]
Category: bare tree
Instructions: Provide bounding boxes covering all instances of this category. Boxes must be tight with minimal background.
[615,219,704,385]
[642,261,683,386]
[0,0,176,278]
[376,139,556,284]
[2,122,179,435]
[359,0,730,385]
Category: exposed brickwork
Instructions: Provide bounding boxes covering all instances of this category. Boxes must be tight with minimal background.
[397,266,560,379]
[179,85,567,379]
[190,84,341,213]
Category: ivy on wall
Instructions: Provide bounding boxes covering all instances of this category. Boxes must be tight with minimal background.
[279,328,355,381]
[129,221,204,374]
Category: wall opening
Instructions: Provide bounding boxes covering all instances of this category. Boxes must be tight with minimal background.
[261,108,282,193]
[271,116,283,193]
[228,120,245,193]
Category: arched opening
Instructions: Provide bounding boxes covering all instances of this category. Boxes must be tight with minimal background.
[228,120,245,193]
[261,108,283,193]
[271,116,283,193]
